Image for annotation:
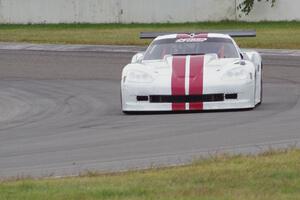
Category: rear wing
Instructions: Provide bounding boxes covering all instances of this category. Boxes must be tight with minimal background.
[140,30,256,39]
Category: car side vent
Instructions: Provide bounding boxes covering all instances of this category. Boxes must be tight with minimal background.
[225,94,238,99]
[137,96,149,101]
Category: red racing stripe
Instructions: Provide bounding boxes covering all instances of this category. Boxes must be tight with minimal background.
[176,34,190,39]
[189,55,204,110]
[171,56,186,111]
[194,33,208,38]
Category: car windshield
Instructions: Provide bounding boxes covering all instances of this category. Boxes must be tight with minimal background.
[143,37,239,60]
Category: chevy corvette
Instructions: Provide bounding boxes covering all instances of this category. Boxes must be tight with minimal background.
[121,31,262,113]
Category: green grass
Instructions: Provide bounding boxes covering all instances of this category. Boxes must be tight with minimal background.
[1,149,300,200]
[0,21,300,49]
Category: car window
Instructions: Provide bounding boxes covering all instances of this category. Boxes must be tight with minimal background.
[143,37,239,60]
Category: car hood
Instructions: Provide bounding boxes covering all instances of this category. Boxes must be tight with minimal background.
[122,54,253,85]
[131,55,242,75]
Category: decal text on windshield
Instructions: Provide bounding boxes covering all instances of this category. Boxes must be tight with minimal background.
[175,38,207,43]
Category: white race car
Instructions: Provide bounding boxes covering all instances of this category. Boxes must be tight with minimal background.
[121,31,262,113]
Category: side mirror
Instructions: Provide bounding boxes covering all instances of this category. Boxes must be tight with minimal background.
[131,52,144,63]
[239,52,248,66]
[240,52,249,60]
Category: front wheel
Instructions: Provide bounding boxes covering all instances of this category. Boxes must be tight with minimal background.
[120,88,125,114]
[257,78,263,105]
[257,63,263,105]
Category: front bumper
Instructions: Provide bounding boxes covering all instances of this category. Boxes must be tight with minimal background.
[121,80,255,112]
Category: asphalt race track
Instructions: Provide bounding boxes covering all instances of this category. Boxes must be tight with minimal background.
[0,48,300,178]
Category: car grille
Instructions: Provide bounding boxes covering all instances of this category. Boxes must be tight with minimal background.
[149,94,225,103]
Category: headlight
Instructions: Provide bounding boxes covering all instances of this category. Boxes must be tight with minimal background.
[126,70,154,83]
[222,68,250,81]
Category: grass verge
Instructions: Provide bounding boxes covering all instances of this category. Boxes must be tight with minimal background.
[0,149,300,200]
[0,21,300,49]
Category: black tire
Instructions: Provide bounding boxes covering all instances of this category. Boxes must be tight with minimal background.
[122,111,131,115]
[120,88,125,113]
[257,63,263,106]
[257,78,263,105]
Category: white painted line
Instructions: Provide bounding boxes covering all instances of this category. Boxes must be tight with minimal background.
[0,43,299,57]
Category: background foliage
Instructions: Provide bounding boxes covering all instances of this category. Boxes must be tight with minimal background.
[238,0,276,15]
